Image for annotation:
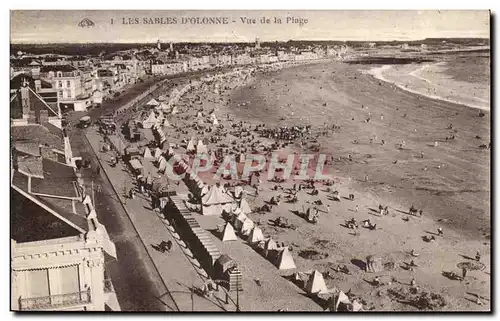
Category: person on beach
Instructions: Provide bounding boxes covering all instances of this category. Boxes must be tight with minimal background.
[437,227,443,236]
[476,251,481,262]
[355,205,359,212]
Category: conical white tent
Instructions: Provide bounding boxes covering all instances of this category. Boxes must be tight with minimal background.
[187,139,196,152]
[162,118,171,128]
[143,147,154,160]
[213,117,219,125]
[221,222,237,241]
[196,140,208,154]
[171,106,179,115]
[249,226,264,244]
[154,148,162,160]
[305,270,328,294]
[158,156,168,172]
[197,111,203,118]
[233,212,248,231]
[142,111,157,129]
[275,247,296,270]
[241,218,255,236]
[239,198,252,215]
[234,186,243,199]
[146,98,159,107]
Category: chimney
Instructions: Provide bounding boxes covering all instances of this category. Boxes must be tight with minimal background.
[20,79,30,116]
[34,80,41,92]
[39,109,49,124]
[27,110,36,124]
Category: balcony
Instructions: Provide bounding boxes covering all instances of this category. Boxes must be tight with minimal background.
[19,289,91,311]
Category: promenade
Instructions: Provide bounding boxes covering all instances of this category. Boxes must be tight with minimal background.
[85,129,232,311]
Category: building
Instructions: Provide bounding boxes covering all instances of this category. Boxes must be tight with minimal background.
[10,90,118,311]
[39,65,93,112]
[157,39,161,50]
[10,79,62,129]
[255,37,261,49]
[11,157,118,311]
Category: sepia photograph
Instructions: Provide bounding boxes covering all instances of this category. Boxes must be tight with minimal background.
[9,9,491,312]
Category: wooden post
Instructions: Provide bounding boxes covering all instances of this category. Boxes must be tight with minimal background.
[91,180,95,206]
[191,284,194,311]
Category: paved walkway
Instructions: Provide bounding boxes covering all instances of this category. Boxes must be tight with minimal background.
[85,129,232,311]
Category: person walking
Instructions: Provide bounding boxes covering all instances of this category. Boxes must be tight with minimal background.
[437,227,443,236]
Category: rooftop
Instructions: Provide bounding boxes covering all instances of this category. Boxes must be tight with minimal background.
[11,124,64,150]
[30,158,80,198]
[11,188,82,243]
[17,155,43,177]
[40,64,78,73]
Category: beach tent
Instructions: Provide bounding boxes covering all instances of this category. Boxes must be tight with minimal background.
[263,238,278,257]
[143,147,154,160]
[221,222,238,241]
[197,140,208,154]
[366,255,384,273]
[158,156,168,172]
[248,226,264,244]
[234,186,243,199]
[202,184,234,216]
[162,117,171,128]
[154,148,162,160]
[187,138,196,153]
[197,111,203,118]
[213,117,219,126]
[241,218,255,236]
[238,198,252,215]
[275,247,296,270]
[305,270,328,294]
[142,111,157,129]
[146,98,159,107]
[171,106,179,115]
[233,212,248,231]
[158,95,168,101]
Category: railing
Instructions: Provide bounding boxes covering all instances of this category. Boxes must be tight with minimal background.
[103,279,114,293]
[19,289,91,311]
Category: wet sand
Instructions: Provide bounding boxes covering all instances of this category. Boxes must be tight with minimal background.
[365,62,489,110]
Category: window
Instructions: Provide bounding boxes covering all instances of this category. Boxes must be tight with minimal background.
[57,71,62,77]
[66,80,71,88]
[27,269,50,298]
[58,81,62,88]
[58,91,63,98]
[59,265,80,294]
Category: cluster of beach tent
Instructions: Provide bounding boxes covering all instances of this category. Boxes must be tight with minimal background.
[140,109,172,130]
[292,270,363,311]
[186,137,210,155]
[219,193,297,271]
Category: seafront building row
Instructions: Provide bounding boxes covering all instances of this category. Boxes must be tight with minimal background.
[10,40,351,114]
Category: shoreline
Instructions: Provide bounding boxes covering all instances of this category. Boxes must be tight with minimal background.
[363,64,490,111]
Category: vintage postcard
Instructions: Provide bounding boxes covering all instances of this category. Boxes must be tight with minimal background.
[10,10,490,312]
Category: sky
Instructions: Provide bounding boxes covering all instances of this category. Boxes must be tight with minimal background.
[10,10,490,43]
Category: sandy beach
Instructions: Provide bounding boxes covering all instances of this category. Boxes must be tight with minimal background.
[206,61,490,310]
[124,57,490,311]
